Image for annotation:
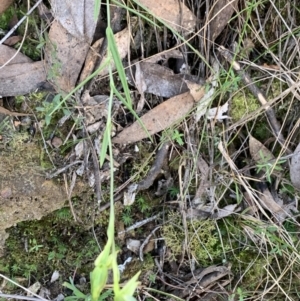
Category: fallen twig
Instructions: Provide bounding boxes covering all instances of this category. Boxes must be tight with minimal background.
[139,226,160,261]
[118,214,161,235]
[46,160,83,178]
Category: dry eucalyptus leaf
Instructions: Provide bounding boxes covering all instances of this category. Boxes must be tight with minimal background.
[50,0,97,43]
[0,45,32,65]
[137,0,196,34]
[208,0,239,42]
[0,61,46,96]
[0,0,13,14]
[127,62,191,98]
[112,91,195,144]
[185,80,206,102]
[249,135,274,163]
[290,142,300,189]
[80,26,131,82]
[258,186,292,223]
[45,20,90,92]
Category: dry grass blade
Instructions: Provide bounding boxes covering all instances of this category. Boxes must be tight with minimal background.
[290,142,300,189]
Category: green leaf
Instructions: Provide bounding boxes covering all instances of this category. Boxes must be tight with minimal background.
[63,278,86,299]
[90,267,108,301]
[114,271,140,301]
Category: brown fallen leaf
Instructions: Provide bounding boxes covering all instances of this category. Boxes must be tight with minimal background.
[0,61,47,96]
[45,20,90,92]
[249,135,274,163]
[0,45,32,65]
[112,91,195,144]
[137,0,196,34]
[127,62,190,98]
[208,0,239,42]
[80,25,131,82]
[3,35,22,46]
[50,0,97,43]
[0,0,13,14]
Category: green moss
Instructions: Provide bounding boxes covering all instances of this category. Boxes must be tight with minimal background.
[162,211,227,265]
[231,91,260,121]
[0,206,102,281]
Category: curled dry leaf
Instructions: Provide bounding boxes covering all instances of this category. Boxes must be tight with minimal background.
[50,270,60,283]
[258,184,295,223]
[290,142,300,189]
[212,204,240,219]
[112,91,195,144]
[80,26,131,82]
[126,238,141,254]
[27,282,41,296]
[207,101,230,120]
[138,0,196,34]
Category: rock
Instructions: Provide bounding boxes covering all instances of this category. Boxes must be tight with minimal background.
[0,140,67,255]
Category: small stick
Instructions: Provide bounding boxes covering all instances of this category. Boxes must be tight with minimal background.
[218,46,291,153]
[46,160,83,178]
[118,214,161,235]
[139,226,160,261]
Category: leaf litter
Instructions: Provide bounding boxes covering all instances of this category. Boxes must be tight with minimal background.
[1,0,300,300]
